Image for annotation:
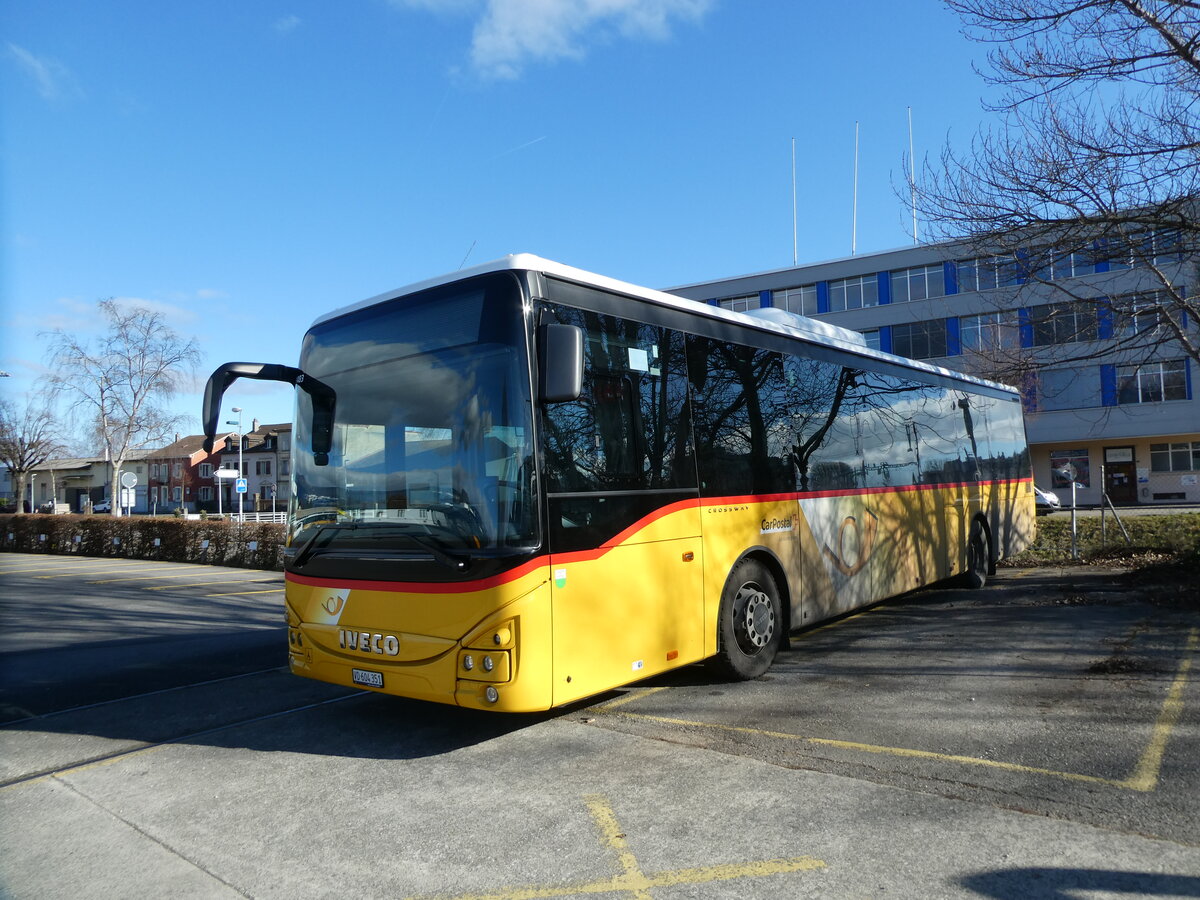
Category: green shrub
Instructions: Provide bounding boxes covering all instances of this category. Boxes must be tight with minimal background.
[1010,513,1200,565]
[0,514,286,570]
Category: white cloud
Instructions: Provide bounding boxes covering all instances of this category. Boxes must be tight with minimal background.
[274,15,302,33]
[6,42,82,101]
[391,0,713,79]
[109,296,201,325]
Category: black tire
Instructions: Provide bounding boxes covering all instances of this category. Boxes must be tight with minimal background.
[713,558,783,680]
[962,520,990,589]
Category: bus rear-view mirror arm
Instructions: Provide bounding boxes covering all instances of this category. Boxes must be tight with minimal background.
[538,323,583,403]
[202,362,337,466]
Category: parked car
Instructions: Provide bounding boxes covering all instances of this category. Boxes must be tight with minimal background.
[1034,485,1062,515]
[92,499,112,513]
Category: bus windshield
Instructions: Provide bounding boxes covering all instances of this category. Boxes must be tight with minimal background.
[289,273,537,571]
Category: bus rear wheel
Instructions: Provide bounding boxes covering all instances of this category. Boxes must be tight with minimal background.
[714,558,782,680]
[963,520,990,589]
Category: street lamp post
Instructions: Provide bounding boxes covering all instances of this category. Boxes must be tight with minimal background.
[228,407,244,523]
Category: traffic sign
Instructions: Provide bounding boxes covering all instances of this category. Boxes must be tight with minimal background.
[215,468,240,479]
[120,471,138,489]
[235,477,248,494]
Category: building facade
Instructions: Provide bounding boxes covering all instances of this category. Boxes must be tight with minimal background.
[14,452,153,513]
[669,236,1199,506]
[146,433,233,514]
[217,421,292,514]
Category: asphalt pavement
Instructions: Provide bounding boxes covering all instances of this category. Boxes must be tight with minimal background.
[1,551,1198,899]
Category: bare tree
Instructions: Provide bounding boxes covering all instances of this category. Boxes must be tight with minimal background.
[918,0,1200,372]
[44,299,201,514]
[0,394,67,513]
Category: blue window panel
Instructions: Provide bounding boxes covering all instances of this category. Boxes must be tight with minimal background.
[1100,364,1118,407]
[707,298,720,306]
[877,272,891,305]
[944,261,958,295]
[1092,240,1109,273]
[1014,249,1030,286]
[816,281,830,314]
[879,325,893,354]
[1018,308,1034,348]
[1187,359,1194,401]
[946,317,962,356]
[1097,302,1114,340]
[759,290,773,308]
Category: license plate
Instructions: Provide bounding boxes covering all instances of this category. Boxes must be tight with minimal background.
[352,668,384,688]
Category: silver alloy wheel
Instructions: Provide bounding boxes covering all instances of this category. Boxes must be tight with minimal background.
[736,582,775,652]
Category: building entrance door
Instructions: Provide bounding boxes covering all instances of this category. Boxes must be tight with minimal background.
[1104,446,1137,504]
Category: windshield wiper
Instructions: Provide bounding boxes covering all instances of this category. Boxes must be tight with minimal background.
[291,522,358,568]
[399,531,470,571]
[289,521,470,571]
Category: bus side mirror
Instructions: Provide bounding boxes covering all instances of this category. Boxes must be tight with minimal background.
[538,324,583,403]
[201,362,336,466]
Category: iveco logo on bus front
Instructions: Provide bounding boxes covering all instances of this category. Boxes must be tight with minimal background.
[339,630,401,656]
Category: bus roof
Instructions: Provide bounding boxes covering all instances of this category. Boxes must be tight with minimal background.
[311,253,1020,397]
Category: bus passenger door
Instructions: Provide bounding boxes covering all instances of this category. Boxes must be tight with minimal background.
[548,495,703,707]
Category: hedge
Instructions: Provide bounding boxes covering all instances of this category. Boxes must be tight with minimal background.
[0,514,285,570]
[1010,512,1200,565]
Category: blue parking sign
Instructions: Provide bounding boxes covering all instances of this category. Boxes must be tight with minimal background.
[235,477,248,494]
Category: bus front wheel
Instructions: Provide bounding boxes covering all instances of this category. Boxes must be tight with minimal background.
[963,520,990,589]
[714,558,782,680]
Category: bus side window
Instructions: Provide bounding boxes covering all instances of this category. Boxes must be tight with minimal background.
[689,337,791,497]
[540,307,693,495]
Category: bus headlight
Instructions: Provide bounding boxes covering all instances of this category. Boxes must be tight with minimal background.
[482,655,494,672]
[463,655,474,671]
[485,686,499,704]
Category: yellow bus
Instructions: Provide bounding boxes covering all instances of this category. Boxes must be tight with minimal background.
[202,255,1034,711]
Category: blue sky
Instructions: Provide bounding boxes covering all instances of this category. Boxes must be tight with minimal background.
[3,1,998,436]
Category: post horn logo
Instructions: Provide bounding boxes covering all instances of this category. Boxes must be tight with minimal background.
[822,508,879,577]
[321,594,346,616]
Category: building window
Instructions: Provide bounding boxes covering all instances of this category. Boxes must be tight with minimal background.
[1030,303,1099,346]
[956,256,1021,292]
[256,460,272,476]
[859,329,881,351]
[172,486,182,503]
[718,295,760,313]
[172,462,182,478]
[1050,449,1091,488]
[960,312,1016,352]
[1048,248,1096,280]
[199,486,213,501]
[199,463,213,478]
[1037,367,1101,411]
[828,275,878,311]
[890,264,945,303]
[280,459,290,476]
[1116,360,1188,404]
[891,319,948,360]
[773,284,818,316]
[1150,442,1200,472]
[1118,290,1182,337]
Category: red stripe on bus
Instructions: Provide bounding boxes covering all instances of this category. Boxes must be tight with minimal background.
[285,556,551,595]
[286,477,1031,595]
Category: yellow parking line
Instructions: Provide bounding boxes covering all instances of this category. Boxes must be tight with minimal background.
[409,794,825,900]
[38,563,191,579]
[89,566,225,584]
[598,627,1198,794]
[148,579,279,591]
[205,588,284,597]
[0,561,126,574]
[1124,628,1198,792]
